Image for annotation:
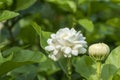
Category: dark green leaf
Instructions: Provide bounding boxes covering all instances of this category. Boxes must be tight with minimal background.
[17,26,37,45]
[38,58,60,75]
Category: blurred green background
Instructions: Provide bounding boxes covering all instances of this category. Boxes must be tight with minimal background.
[0,0,120,80]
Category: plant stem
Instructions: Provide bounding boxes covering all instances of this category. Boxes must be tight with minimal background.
[67,58,72,80]
[96,61,101,80]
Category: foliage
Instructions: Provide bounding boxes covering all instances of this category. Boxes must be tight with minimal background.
[0,0,120,80]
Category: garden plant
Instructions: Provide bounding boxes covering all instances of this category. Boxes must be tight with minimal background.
[0,0,120,80]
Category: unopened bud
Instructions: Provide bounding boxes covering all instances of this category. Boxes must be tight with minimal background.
[88,43,110,61]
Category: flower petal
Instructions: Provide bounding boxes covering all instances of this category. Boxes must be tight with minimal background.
[45,46,55,51]
[47,39,53,44]
[72,50,78,56]
[63,47,71,54]
[79,48,87,54]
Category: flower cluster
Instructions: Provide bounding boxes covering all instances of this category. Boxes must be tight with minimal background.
[45,28,87,61]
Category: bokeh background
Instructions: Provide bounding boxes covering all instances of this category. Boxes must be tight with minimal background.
[0,0,120,80]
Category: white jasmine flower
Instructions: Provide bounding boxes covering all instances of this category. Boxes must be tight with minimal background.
[88,43,110,61]
[45,27,87,61]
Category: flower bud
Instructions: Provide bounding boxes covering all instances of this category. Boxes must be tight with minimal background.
[88,43,110,61]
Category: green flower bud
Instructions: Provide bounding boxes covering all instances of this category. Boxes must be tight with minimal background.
[88,43,110,61]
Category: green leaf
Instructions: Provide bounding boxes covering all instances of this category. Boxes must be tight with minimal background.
[78,19,94,32]
[0,0,13,9]
[46,0,76,12]
[14,0,37,11]
[78,0,86,4]
[0,41,10,49]
[0,52,13,65]
[73,55,97,80]
[0,2,4,9]
[5,0,13,7]
[32,22,41,36]
[17,26,37,45]
[101,64,117,80]
[0,10,19,22]
[32,22,52,49]
[106,18,120,27]
[101,46,120,80]
[66,1,76,12]
[106,46,120,69]
[10,65,38,80]
[38,58,60,75]
[112,69,120,80]
[0,47,46,76]
[37,75,46,80]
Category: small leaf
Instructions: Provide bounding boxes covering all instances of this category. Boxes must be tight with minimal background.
[66,1,76,12]
[0,10,19,21]
[14,0,37,11]
[32,22,41,36]
[0,41,10,49]
[78,0,86,4]
[46,0,76,12]
[32,22,52,49]
[106,18,120,27]
[0,52,13,65]
[78,19,94,32]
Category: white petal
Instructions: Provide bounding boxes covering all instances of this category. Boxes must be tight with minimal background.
[56,45,61,49]
[51,34,56,39]
[64,54,67,57]
[72,50,78,56]
[64,54,71,57]
[45,46,55,51]
[47,39,52,44]
[79,48,87,54]
[48,55,57,61]
[75,31,80,37]
[63,47,71,54]
[68,54,72,57]
[73,41,86,44]
[71,28,76,34]
[53,50,58,55]
[57,39,65,45]
[73,45,82,49]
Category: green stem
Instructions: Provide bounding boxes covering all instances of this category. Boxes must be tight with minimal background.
[67,58,72,80]
[96,61,101,80]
